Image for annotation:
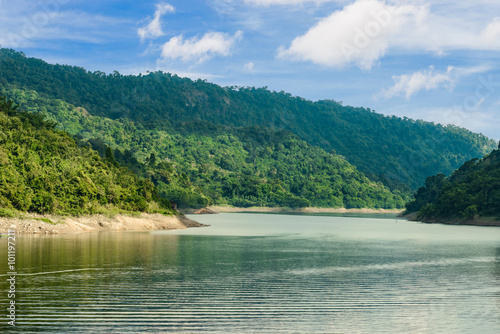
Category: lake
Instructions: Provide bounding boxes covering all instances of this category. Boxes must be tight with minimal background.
[1,213,499,333]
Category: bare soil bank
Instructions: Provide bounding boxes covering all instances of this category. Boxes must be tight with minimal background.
[0,213,206,235]
[201,206,404,214]
[403,212,500,227]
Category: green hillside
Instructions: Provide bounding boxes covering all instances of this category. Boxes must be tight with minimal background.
[0,48,495,191]
[1,87,406,209]
[0,94,174,217]
[405,143,500,221]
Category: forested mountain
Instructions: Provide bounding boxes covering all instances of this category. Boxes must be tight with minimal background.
[0,94,174,216]
[0,48,495,191]
[405,144,500,221]
[1,87,406,209]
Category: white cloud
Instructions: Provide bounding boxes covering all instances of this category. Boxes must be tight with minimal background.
[160,31,243,63]
[278,0,500,69]
[243,61,255,72]
[381,66,457,99]
[379,65,492,99]
[481,18,500,45]
[138,2,175,42]
[278,0,421,69]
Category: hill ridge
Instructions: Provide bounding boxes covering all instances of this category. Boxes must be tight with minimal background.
[0,48,495,192]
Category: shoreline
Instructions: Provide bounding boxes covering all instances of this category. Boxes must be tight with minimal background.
[402,212,500,227]
[198,206,404,214]
[0,213,206,235]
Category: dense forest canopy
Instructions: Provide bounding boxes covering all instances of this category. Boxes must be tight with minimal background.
[405,144,500,220]
[0,48,495,192]
[1,88,406,209]
[0,94,174,216]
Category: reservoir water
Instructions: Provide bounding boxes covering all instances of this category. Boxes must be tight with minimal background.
[1,213,499,333]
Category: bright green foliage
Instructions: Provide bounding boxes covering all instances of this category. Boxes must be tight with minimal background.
[1,87,407,209]
[405,147,500,219]
[114,127,406,208]
[0,48,496,191]
[0,95,173,216]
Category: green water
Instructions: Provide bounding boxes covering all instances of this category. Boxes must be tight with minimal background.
[1,213,499,333]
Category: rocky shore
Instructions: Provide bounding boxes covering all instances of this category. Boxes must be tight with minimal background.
[0,213,206,235]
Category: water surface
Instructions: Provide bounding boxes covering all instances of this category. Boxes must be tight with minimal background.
[1,213,499,333]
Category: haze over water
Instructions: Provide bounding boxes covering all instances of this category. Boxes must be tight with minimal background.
[1,213,499,333]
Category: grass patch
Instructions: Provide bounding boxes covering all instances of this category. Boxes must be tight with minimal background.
[32,217,56,225]
[0,208,20,218]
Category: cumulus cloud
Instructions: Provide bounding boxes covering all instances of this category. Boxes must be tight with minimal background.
[278,0,500,69]
[138,2,175,42]
[379,65,491,99]
[278,0,421,69]
[160,31,243,63]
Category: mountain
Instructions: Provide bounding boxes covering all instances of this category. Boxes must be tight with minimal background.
[405,143,500,224]
[0,94,174,217]
[0,49,495,192]
[1,87,406,209]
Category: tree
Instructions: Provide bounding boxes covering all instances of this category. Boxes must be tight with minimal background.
[105,146,117,166]
[147,153,156,166]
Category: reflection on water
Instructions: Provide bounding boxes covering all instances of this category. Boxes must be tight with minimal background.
[0,213,499,333]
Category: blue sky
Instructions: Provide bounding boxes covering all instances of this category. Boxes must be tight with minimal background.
[1,0,500,140]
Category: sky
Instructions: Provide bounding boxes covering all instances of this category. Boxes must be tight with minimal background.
[1,0,500,140]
